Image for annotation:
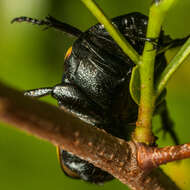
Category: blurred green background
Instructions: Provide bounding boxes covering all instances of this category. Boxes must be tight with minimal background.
[0,0,190,190]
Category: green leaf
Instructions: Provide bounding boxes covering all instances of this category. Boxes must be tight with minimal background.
[129,66,140,105]
[129,65,167,106]
[156,37,190,97]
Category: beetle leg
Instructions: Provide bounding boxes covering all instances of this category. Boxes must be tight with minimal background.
[134,36,159,44]
[138,36,159,49]
[158,101,179,145]
[51,83,105,126]
[24,83,105,126]
[158,35,190,54]
[165,35,189,48]
[139,35,189,53]
[24,87,53,97]
[11,15,83,37]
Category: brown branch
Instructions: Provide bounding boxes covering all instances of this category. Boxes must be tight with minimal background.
[137,143,190,170]
[0,82,181,190]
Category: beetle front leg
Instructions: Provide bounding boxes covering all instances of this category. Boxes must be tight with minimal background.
[24,87,53,97]
[51,83,105,126]
[11,16,83,37]
[24,83,105,126]
[158,35,190,54]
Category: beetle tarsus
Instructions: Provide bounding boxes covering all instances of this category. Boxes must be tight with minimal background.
[24,87,53,97]
[144,37,159,50]
[11,15,83,37]
[158,35,190,54]
[165,35,190,48]
[11,16,49,25]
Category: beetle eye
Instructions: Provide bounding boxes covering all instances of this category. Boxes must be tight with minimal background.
[64,46,72,60]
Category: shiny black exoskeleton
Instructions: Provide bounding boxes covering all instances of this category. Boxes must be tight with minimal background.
[12,12,187,184]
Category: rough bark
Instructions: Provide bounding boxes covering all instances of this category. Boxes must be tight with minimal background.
[137,143,190,170]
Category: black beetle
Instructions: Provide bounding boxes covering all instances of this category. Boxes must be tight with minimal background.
[12,12,188,184]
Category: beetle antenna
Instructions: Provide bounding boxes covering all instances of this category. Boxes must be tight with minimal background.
[24,87,53,98]
[11,15,83,38]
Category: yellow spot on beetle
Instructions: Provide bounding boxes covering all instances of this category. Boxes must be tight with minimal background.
[64,46,72,60]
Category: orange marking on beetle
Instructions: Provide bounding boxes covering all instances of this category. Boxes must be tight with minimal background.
[64,46,72,60]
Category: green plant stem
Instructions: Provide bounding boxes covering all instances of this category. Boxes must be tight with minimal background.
[81,0,139,64]
[134,0,176,144]
[156,37,190,97]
